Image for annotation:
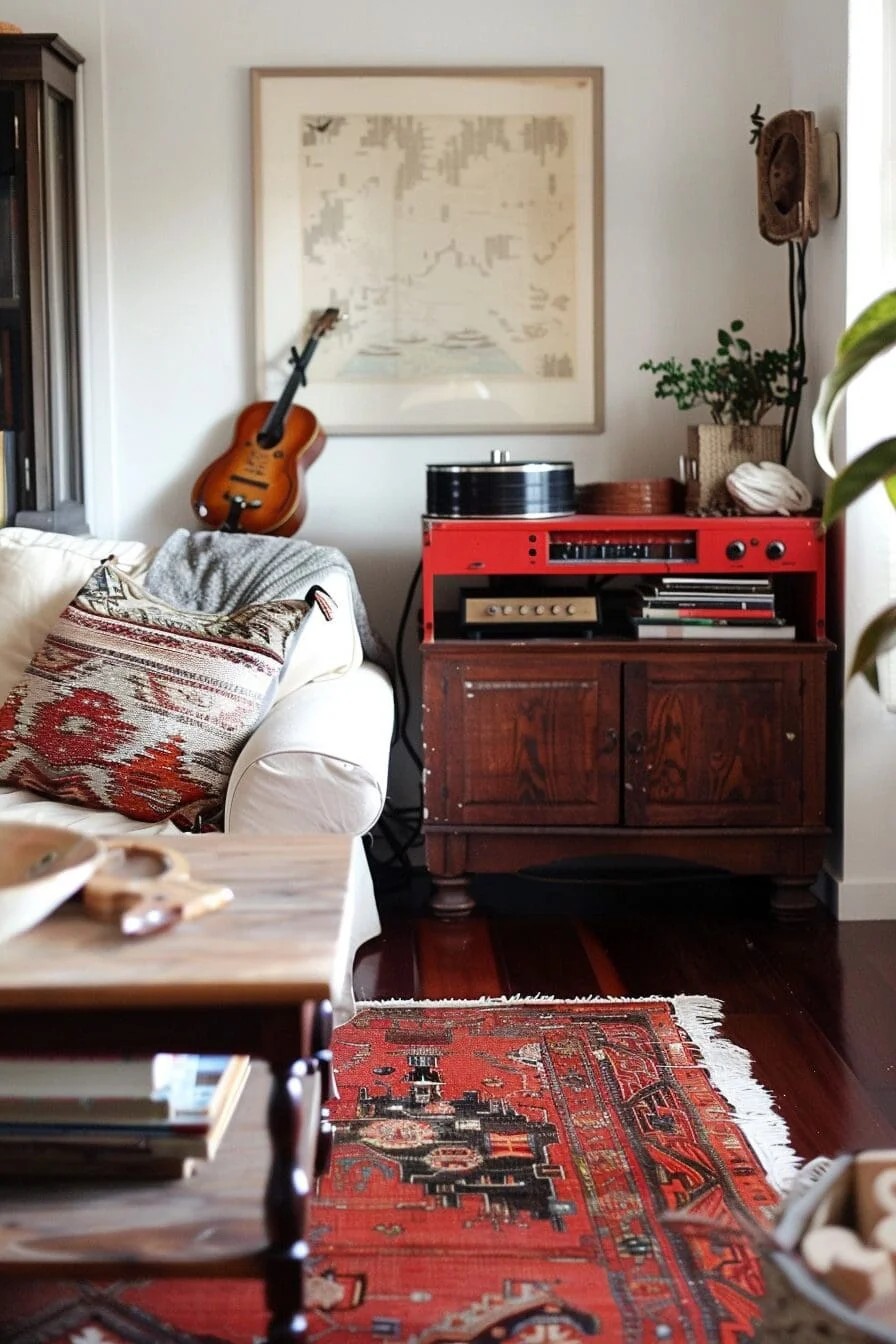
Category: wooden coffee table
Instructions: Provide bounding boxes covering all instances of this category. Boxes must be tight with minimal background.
[0,832,355,1344]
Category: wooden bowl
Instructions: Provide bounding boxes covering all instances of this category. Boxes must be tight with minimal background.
[576,478,684,515]
[0,822,105,943]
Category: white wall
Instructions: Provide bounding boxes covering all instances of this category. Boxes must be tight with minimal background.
[13,1,880,895]
[6,11,793,520]
[782,0,896,919]
[835,0,896,917]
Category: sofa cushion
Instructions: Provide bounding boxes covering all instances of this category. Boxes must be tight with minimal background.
[0,564,310,829]
[0,528,155,702]
[0,526,154,572]
[0,785,180,837]
[274,567,362,701]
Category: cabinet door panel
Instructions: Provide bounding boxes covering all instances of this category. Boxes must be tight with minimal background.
[423,651,621,826]
[624,657,805,827]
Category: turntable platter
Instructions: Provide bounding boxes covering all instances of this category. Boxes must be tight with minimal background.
[426,460,575,519]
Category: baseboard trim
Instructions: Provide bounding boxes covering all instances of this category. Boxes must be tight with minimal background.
[821,869,896,919]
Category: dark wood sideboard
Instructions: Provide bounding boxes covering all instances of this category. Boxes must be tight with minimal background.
[420,513,831,917]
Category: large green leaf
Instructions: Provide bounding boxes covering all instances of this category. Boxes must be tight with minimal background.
[849,602,896,693]
[813,289,896,476]
[822,437,896,526]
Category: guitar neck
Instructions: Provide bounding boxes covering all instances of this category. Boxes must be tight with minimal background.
[259,358,304,446]
[257,308,337,448]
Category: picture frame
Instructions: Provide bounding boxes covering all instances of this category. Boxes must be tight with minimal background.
[252,67,603,436]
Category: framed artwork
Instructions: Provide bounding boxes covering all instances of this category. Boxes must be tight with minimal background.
[252,66,603,435]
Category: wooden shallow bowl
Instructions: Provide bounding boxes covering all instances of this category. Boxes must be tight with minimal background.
[0,822,105,944]
[576,478,684,515]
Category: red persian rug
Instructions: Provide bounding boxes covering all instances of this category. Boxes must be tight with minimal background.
[0,997,798,1344]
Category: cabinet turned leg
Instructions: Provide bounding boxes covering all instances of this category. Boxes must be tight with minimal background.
[429,874,477,919]
[771,877,820,919]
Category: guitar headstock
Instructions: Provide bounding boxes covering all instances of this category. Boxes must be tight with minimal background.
[288,307,342,378]
[310,307,340,340]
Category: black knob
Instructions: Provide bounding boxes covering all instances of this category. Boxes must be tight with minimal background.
[726,540,746,561]
[766,540,786,560]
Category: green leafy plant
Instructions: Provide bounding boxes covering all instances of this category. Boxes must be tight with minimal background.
[640,319,799,426]
[813,288,896,693]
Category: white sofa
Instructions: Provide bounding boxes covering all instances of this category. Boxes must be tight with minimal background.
[0,527,394,1020]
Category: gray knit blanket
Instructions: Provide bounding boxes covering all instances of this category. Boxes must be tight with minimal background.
[144,529,393,674]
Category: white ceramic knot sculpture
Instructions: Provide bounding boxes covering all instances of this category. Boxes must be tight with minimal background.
[725,461,813,515]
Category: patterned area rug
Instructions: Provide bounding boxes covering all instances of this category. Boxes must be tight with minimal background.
[0,997,798,1344]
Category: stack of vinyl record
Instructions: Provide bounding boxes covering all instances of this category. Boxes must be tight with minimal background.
[629,574,795,640]
[427,460,575,518]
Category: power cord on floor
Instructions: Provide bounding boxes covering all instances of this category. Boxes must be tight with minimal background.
[368,560,424,887]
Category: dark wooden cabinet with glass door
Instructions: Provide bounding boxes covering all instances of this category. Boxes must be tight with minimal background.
[0,33,85,533]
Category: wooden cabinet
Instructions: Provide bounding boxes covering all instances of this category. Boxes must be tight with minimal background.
[623,654,817,828]
[422,640,829,915]
[0,34,85,532]
[419,513,831,917]
[425,648,622,828]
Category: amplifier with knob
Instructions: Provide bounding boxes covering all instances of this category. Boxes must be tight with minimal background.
[460,588,601,638]
[422,513,826,642]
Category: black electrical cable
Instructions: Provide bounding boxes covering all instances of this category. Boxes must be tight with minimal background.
[368,560,424,877]
[393,561,423,770]
[781,241,798,462]
[781,239,809,465]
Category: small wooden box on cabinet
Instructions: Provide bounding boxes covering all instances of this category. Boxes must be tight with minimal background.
[420,514,831,917]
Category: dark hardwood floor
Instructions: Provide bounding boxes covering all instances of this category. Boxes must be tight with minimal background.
[357,862,896,1168]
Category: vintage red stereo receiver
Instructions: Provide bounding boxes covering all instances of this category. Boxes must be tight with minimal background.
[421,513,826,641]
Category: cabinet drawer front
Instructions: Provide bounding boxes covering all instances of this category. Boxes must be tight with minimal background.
[624,658,807,827]
[423,653,622,826]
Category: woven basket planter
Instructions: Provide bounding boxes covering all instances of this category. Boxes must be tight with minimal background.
[761,1154,896,1343]
[683,424,782,512]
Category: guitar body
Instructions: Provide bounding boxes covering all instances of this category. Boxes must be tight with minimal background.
[191,307,339,537]
[190,401,326,537]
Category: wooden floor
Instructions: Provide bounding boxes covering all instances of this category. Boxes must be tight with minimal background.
[356,864,896,1168]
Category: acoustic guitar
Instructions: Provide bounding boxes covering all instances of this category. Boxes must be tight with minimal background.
[190,307,339,536]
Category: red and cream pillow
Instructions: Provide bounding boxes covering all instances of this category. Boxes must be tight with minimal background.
[0,564,310,829]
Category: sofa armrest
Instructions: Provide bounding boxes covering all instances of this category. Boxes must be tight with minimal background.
[224,661,394,836]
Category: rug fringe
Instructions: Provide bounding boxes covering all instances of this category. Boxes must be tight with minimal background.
[354,994,802,1195]
[355,994,679,1007]
[670,994,802,1195]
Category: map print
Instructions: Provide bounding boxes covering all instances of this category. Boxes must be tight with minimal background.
[298,113,578,385]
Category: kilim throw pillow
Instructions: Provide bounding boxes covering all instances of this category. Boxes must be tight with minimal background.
[0,563,311,829]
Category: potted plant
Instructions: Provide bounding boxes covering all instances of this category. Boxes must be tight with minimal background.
[813,288,896,694]
[641,320,802,510]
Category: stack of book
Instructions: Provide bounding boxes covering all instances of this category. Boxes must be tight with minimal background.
[629,575,796,640]
[0,1053,251,1180]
